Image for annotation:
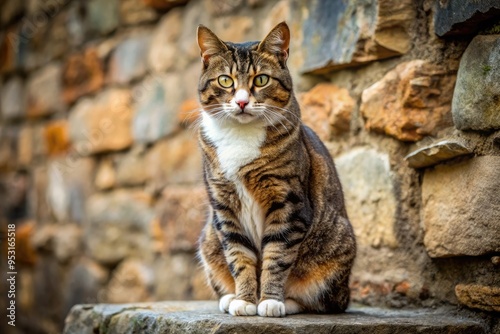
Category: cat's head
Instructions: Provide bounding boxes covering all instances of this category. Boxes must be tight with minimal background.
[196,22,296,126]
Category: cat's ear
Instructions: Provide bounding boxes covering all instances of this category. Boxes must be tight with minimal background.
[197,25,227,63]
[258,21,290,61]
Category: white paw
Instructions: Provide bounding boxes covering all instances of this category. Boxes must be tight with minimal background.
[219,294,235,313]
[258,299,286,317]
[228,299,257,316]
[284,299,303,315]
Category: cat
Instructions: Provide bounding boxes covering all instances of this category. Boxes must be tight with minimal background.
[196,21,356,317]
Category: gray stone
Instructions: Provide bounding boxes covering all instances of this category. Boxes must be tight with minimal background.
[147,9,183,73]
[132,73,182,144]
[434,0,500,37]
[64,258,108,316]
[85,0,119,36]
[422,156,500,257]
[115,147,148,186]
[301,0,415,73]
[108,35,151,85]
[85,190,155,265]
[0,75,26,120]
[405,140,472,169]
[46,158,95,223]
[336,147,398,248]
[53,224,83,263]
[452,35,500,131]
[63,301,487,334]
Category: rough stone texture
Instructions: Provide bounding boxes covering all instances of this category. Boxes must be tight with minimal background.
[85,0,120,36]
[132,73,182,144]
[336,147,398,248]
[204,0,245,16]
[26,63,64,117]
[455,284,500,312]
[300,83,355,140]
[108,35,151,85]
[422,156,500,257]
[105,259,154,303]
[62,48,104,105]
[17,125,34,167]
[361,60,456,141]
[85,190,155,265]
[434,0,500,37]
[46,157,94,223]
[451,35,500,131]
[301,0,415,73]
[43,120,70,156]
[147,9,183,73]
[68,89,133,155]
[1,75,26,120]
[155,186,207,252]
[52,224,83,263]
[146,131,203,190]
[63,301,486,334]
[405,140,472,169]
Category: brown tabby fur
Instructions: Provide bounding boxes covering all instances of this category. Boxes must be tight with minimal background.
[197,22,356,317]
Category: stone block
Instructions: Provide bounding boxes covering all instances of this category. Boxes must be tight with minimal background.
[26,63,65,117]
[361,60,456,141]
[143,0,190,10]
[16,220,37,265]
[85,0,119,36]
[146,131,203,190]
[434,0,500,37]
[0,0,24,25]
[108,35,151,85]
[1,75,26,120]
[132,73,182,144]
[405,140,472,169]
[68,88,133,155]
[46,157,95,223]
[62,48,104,104]
[120,0,159,26]
[155,186,207,252]
[104,259,154,303]
[455,284,500,312]
[17,126,34,167]
[0,126,18,172]
[147,9,182,73]
[300,83,354,141]
[53,224,83,263]
[204,0,244,16]
[452,35,500,131]
[85,190,155,265]
[115,146,149,186]
[301,0,415,73]
[422,156,500,257]
[63,301,487,334]
[43,120,70,156]
[64,258,108,313]
[0,24,27,73]
[95,158,116,190]
[336,147,398,248]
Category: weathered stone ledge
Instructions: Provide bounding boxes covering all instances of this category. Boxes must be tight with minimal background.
[63,301,487,334]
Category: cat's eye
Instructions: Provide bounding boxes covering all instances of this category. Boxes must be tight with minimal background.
[218,75,234,88]
[253,74,269,87]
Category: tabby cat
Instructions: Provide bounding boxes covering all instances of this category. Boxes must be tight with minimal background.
[197,22,356,317]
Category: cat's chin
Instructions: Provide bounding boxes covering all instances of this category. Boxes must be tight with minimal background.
[229,112,259,125]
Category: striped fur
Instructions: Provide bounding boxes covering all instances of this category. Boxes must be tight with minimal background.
[197,22,356,317]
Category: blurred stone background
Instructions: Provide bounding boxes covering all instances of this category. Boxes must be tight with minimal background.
[0,0,499,333]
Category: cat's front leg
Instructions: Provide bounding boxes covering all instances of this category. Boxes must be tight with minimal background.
[216,214,259,316]
[258,203,308,317]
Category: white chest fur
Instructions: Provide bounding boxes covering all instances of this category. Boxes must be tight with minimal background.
[201,113,266,249]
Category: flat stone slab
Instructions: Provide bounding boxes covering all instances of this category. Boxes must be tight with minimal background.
[64,301,487,334]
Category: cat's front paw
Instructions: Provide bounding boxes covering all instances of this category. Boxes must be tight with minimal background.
[258,299,286,317]
[219,294,235,313]
[228,299,257,316]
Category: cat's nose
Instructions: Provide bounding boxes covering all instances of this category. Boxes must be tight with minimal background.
[237,100,249,110]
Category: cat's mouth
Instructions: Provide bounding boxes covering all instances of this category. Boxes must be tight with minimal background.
[231,109,257,123]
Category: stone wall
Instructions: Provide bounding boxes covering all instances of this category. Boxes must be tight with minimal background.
[0,0,499,333]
